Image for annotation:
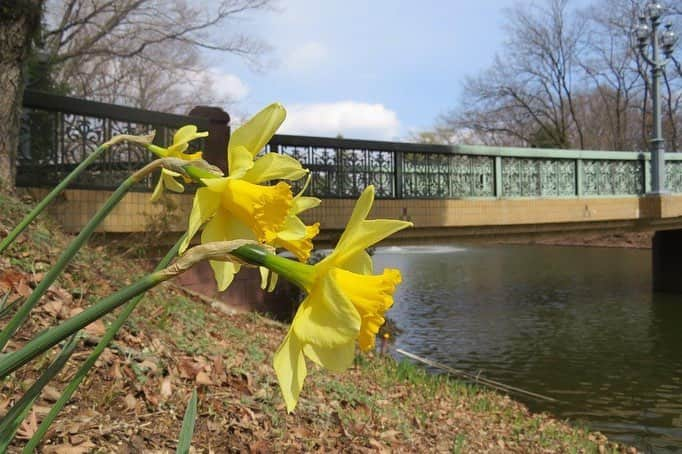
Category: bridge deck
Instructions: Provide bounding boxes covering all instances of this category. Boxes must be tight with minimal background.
[18,187,682,245]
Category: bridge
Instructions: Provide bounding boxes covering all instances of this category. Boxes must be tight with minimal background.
[15,90,682,293]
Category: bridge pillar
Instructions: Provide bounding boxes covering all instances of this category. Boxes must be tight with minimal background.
[188,106,231,174]
[652,229,682,293]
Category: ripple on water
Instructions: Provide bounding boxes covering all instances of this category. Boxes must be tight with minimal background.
[376,244,682,451]
[376,245,467,254]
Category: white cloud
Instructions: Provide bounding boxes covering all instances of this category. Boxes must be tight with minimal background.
[203,69,249,101]
[279,101,401,140]
[184,68,249,103]
[284,42,328,73]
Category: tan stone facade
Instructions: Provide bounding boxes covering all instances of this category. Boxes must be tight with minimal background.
[18,188,682,240]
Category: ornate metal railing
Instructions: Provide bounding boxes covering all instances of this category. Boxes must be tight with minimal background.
[270,136,682,198]
[18,91,682,197]
[17,90,209,190]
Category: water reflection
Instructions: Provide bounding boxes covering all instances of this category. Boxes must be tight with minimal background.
[374,245,682,453]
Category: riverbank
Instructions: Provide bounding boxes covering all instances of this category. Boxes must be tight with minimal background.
[0,192,634,452]
[499,230,653,249]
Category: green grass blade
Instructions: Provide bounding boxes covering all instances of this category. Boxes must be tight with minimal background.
[0,145,108,255]
[0,173,139,350]
[23,237,184,453]
[0,334,79,451]
[176,389,198,454]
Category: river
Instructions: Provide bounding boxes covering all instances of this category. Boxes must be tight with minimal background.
[373,244,682,453]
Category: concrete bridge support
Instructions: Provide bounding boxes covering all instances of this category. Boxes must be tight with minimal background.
[652,229,682,293]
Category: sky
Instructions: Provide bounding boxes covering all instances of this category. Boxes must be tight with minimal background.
[210,0,523,140]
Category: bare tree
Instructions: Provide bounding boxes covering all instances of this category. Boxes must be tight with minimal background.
[578,0,645,150]
[39,0,272,111]
[445,0,588,149]
[429,0,681,153]
[1,0,44,192]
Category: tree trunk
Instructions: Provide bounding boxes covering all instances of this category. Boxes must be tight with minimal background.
[0,1,43,193]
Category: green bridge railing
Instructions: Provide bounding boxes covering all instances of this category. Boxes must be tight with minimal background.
[17,90,682,198]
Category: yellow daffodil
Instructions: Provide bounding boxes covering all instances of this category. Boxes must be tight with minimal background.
[180,103,312,291]
[151,169,185,201]
[260,185,412,412]
[147,125,211,200]
[147,125,207,160]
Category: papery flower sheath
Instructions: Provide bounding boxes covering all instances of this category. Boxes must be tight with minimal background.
[263,185,412,411]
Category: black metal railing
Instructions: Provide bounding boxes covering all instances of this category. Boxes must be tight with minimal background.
[19,91,680,198]
[17,90,210,190]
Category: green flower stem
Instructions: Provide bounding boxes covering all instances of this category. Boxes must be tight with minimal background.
[233,244,314,289]
[23,236,184,453]
[0,238,244,379]
[184,165,221,182]
[0,145,109,255]
[0,334,79,451]
[0,160,163,351]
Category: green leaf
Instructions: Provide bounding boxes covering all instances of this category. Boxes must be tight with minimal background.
[176,389,198,454]
[0,334,80,450]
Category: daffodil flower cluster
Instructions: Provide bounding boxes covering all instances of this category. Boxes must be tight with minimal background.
[150,104,412,412]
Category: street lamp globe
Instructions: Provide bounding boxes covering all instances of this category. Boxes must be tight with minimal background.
[635,19,650,43]
[662,24,677,57]
[646,1,664,21]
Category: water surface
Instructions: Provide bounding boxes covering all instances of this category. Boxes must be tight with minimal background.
[373,244,682,453]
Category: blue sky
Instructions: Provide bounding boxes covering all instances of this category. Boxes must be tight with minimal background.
[212,0,521,140]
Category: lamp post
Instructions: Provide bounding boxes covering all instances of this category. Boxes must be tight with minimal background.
[635,2,677,194]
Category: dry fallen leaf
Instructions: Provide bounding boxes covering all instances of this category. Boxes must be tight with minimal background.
[196,371,213,385]
[160,376,173,398]
[124,393,137,411]
[16,409,38,440]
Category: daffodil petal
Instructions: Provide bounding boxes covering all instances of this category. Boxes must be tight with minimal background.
[242,153,308,184]
[228,144,254,179]
[260,266,269,290]
[166,142,189,157]
[229,103,286,158]
[200,212,250,291]
[267,271,279,292]
[329,219,412,268]
[341,251,373,275]
[202,177,231,193]
[182,150,203,161]
[293,196,321,215]
[302,341,355,372]
[209,260,238,292]
[292,274,360,348]
[174,125,208,146]
[162,169,185,193]
[151,176,165,202]
[336,185,375,245]
[273,331,307,413]
[276,214,307,241]
[180,187,221,253]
